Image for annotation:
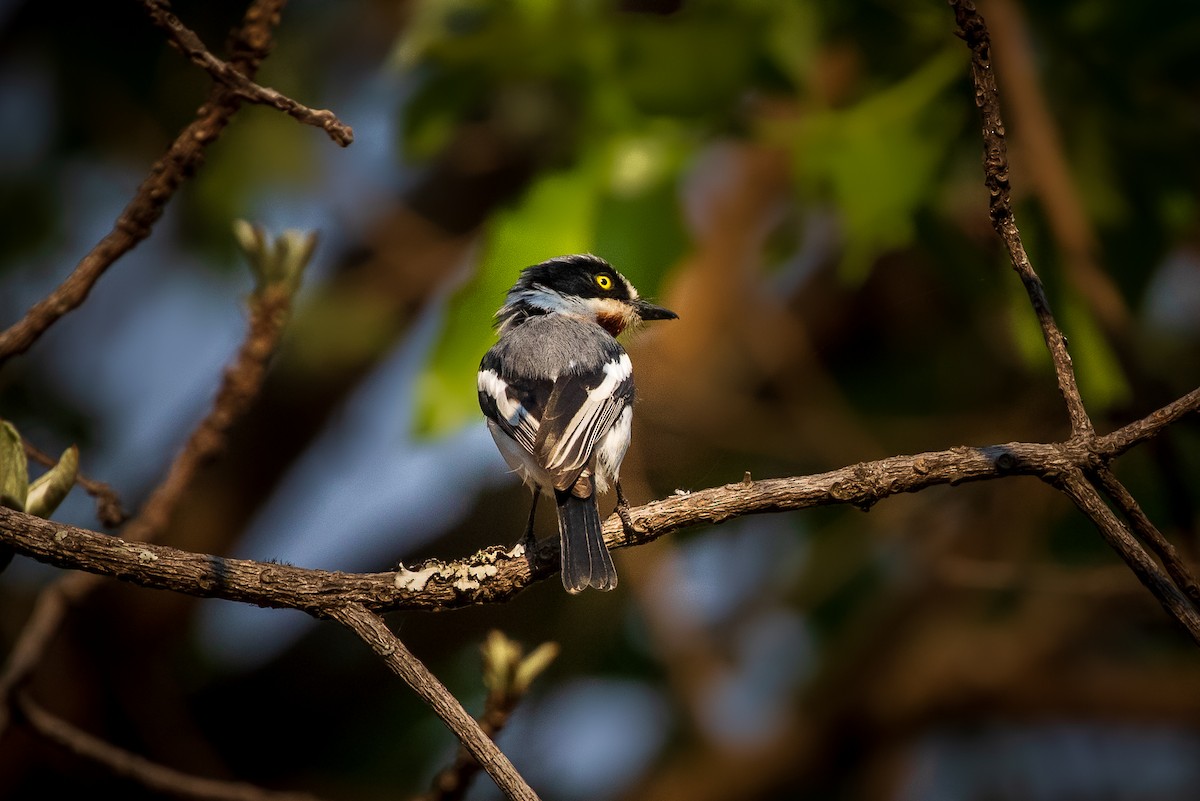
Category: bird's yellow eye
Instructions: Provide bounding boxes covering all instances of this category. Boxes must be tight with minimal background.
[595,274,614,291]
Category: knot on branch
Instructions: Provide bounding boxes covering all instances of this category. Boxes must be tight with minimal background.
[828,467,882,512]
[982,445,1021,474]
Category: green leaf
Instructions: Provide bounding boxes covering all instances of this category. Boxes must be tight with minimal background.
[0,420,28,512]
[233,220,318,295]
[412,129,691,438]
[25,445,79,518]
[1061,294,1131,412]
[593,131,690,295]
[795,47,966,282]
[413,157,604,437]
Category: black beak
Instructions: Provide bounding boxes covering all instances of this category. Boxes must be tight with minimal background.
[632,299,678,321]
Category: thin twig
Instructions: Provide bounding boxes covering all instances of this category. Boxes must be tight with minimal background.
[984,0,1130,336]
[0,281,296,735]
[142,0,352,146]
[950,0,1093,438]
[326,605,540,801]
[1094,385,1200,455]
[121,283,295,542]
[1052,469,1200,645]
[949,0,1200,641]
[14,692,322,801]
[1092,467,1200,607]
[23,440,128,527]
[0,0,296,366]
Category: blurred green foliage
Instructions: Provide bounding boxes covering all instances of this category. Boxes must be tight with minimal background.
[4,2,1200,799]
[399,0,996,434]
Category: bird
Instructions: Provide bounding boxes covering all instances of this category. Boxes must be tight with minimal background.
[477,254,678,593]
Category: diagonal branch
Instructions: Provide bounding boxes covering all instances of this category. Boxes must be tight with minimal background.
[121,282,297,543]
[1053,469,1200,645]
[0,0,324,366]
[1091,467,1200,607]
[142,0,353,146]
[0,275,297,735]
[326,605,540,801]
[950,0,1093,438]
[13,691,323,801]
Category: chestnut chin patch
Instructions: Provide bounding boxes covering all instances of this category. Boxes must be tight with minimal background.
[591,298,636,337]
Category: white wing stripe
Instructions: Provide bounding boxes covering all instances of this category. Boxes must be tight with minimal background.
[478,368,539,451]
[478,369,520,422]
[543,355,632,473]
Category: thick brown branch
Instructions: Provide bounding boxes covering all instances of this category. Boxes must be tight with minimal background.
[1,373,1196,614]
[326,605,539,801]
[0,438,1136,613]
[950,0,1093,438]
[143,0,352,146]
[14,692,322,801]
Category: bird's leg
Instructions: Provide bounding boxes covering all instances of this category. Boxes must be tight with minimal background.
[519,491,539,557]
[615,480,638,543]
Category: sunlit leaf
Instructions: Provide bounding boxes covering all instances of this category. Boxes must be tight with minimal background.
[0,421,28,512]
[594,131,689,294]
[413,156,604,437]
[1061,293,1131,412]
[25,445,78,518]
[412,132,690,437]
[795,47,966,282]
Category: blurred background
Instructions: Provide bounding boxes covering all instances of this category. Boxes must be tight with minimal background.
[2,0,1200,799]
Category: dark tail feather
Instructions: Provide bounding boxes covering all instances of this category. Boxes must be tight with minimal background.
[555,489,617,593]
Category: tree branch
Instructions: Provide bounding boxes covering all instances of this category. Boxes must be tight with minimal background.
[948,0,1200,642]
[0,0,334,366]
[1091,467,1200,607]
[1052,470,1200,645]
[13,692,323,801]
[1,385,1196,615]
[950,0,1093,438]
[326,605,540,801]
[142,0,353,146]
[121,282,296,543]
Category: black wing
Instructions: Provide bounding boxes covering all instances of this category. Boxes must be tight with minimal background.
[478,356,549,454]
[534,353,634,492]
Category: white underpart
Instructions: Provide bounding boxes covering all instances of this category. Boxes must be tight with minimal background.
[594,405,632,493]
[488,419,553,493]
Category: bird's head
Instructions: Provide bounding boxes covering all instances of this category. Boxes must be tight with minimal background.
[497,254,677,337]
